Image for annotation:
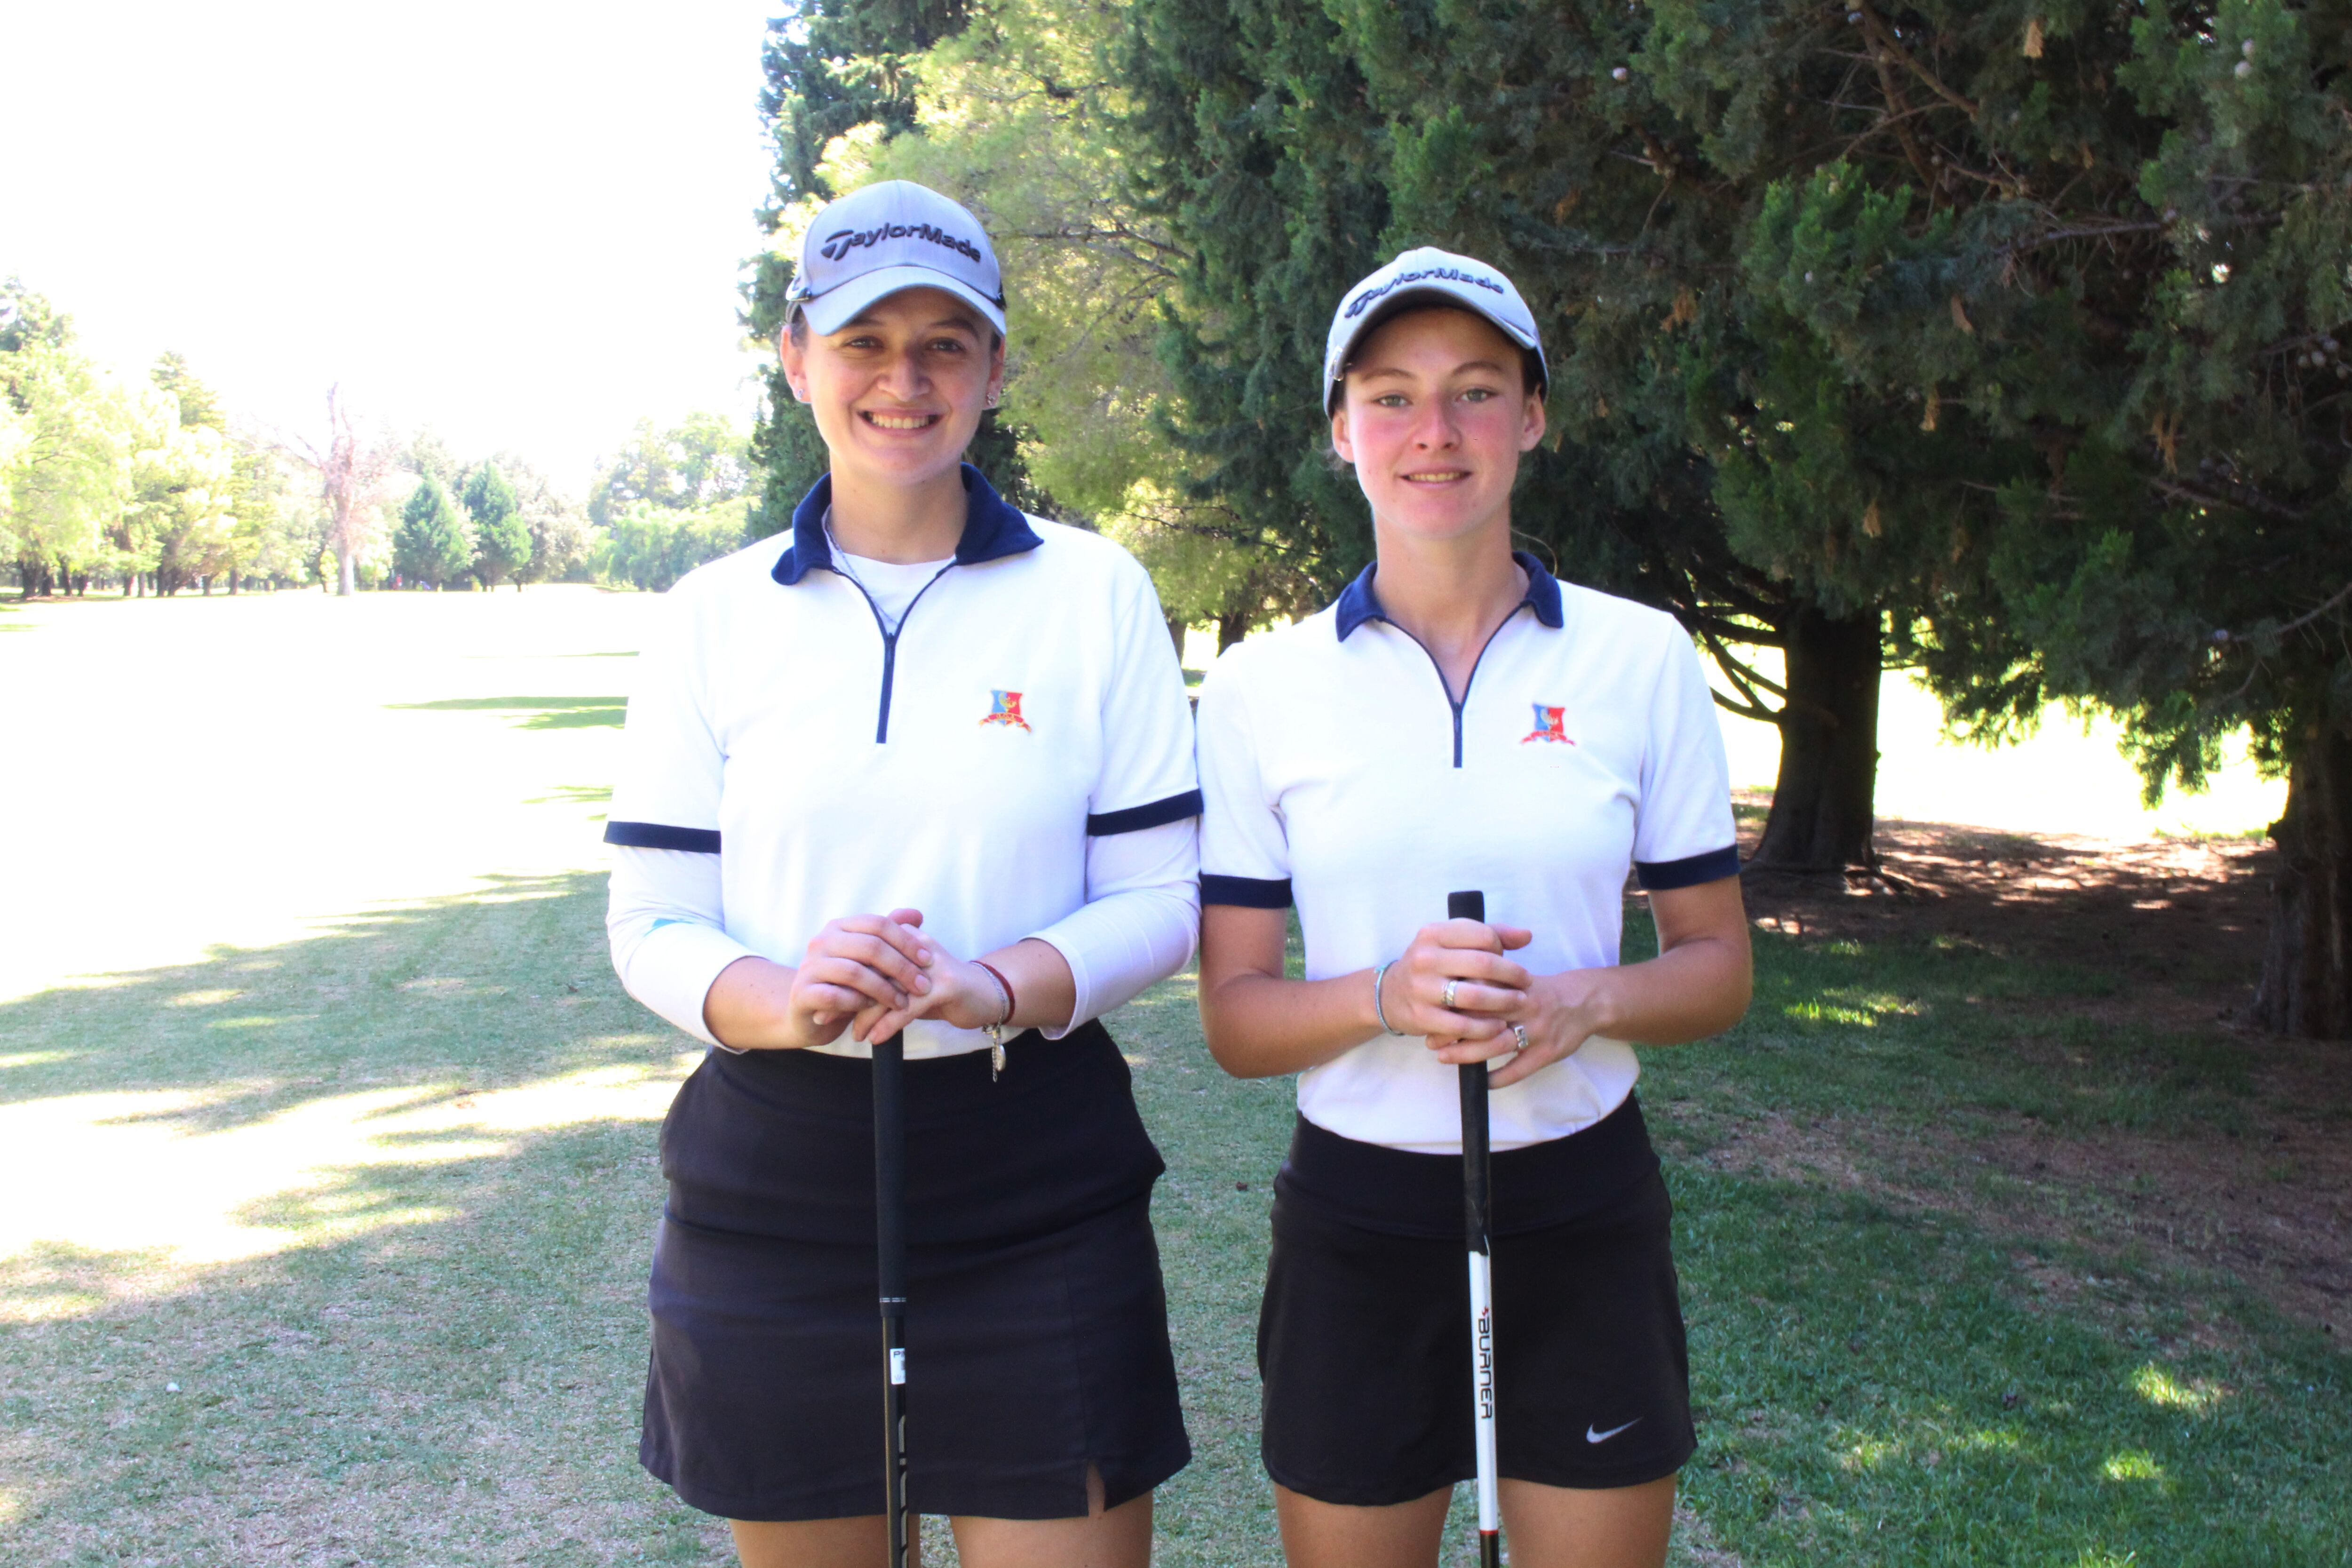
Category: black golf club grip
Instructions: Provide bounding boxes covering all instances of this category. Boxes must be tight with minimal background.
[874,1032,907,1307]
[1448,891,1492,1254]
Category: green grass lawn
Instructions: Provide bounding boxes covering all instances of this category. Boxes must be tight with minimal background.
[1642,918,2349,1566]
[0,590,2343,1566]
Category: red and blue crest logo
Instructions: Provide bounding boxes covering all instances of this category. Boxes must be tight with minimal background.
[1521,703,1573,745]
[979,690,1032,732]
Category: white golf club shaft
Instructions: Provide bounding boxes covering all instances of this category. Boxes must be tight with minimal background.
[1469,1248,1500,1551]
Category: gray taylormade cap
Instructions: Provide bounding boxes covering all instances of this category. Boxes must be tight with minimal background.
[784,181,1007,338]
[1321,247,1546,412]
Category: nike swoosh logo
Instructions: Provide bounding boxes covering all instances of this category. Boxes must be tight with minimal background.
[1586,1419,1641,1444]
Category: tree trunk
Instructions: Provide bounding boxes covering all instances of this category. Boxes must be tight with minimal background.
[1217,612,1249,653]
[229,570,240,596]
[337,548,356,597]
[1750,604,1882,872]
[1164,613,1188,661]
[2251,731,2352,1038]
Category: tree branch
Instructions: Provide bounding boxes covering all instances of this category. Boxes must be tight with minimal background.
[1854,5,1979,120]
[2152,476,2312,524]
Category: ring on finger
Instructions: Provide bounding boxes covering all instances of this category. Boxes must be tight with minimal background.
[1442,979,1460,1010]
[1510,1023,1529,1053]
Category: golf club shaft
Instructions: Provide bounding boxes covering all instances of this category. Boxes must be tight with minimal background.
[1448,891,1501,1568]
[874,1030,910,1568]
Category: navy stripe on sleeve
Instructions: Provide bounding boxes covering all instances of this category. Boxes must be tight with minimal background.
[1086,789,1205,837]
[1633,845,1741,890]
[1201,874,1294,909]
[604,821,723,854]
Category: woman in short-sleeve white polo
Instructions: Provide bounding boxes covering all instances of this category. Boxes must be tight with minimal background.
[1195,248,1752,1568]
[604,182,1199,1568]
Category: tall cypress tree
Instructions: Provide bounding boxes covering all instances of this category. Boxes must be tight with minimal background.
[394,475,471,589]
[462,462,530,589]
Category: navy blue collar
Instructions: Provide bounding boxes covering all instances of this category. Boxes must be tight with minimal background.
[1334,550,1565,640]
[771,463,1043,585]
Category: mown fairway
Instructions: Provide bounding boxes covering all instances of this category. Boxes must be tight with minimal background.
[0,589,2344,1566]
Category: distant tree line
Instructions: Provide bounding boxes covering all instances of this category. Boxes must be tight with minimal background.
[2,283,318,597]
[0,278,771,601]
[368,411,765,595]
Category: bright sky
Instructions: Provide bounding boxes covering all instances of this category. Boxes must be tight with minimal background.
[0,1,778,491]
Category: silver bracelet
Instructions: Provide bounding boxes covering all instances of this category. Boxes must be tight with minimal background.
[1371,961,1398,1035]
[977,963,1012,1080]
[977,963,1011,1043]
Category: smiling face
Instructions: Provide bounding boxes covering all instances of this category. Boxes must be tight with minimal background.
[780,286,1007,493]
[1330,304,1546,546]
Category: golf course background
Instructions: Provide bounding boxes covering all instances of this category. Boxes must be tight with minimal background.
[1,587,2341,1566]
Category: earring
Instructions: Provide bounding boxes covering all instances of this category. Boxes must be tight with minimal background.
[985,390,1002,409]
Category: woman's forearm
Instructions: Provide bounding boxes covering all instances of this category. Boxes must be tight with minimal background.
[1540,929,1751,1046]
[702,955,810,1050]
[1585,879,1754,1044]
[974,937,1078,1035]
[1200,966,1384,1079]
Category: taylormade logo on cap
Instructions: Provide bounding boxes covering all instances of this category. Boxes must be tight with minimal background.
[1342,263,1508,319]
[1322,247,1546,412]
[787,181,1008,339]
[817,221,985,266]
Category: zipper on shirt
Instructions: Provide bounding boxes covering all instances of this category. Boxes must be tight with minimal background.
[1384,611,1524,768]
[836,565,957,743]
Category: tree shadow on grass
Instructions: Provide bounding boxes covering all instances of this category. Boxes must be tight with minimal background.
[8,883,2342,1565]
[0,872,727,1566]
[387,696,627,729]
[0,872,663,1133]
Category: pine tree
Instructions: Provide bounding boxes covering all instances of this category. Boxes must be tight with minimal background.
[1613,0,2350,1027]
[462,462,530,589]
[151,351,225,433]
[394,474,471,589]
[763,0,975,205]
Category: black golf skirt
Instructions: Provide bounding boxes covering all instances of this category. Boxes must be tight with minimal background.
[640,1021,1191,1522]
[1258,1097,1695,1504]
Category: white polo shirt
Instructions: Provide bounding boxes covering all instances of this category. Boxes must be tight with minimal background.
[604,465,1202,1059]
[1196,555,1737,1153]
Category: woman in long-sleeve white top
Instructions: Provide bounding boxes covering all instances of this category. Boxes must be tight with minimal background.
[604,181,1199,1568]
